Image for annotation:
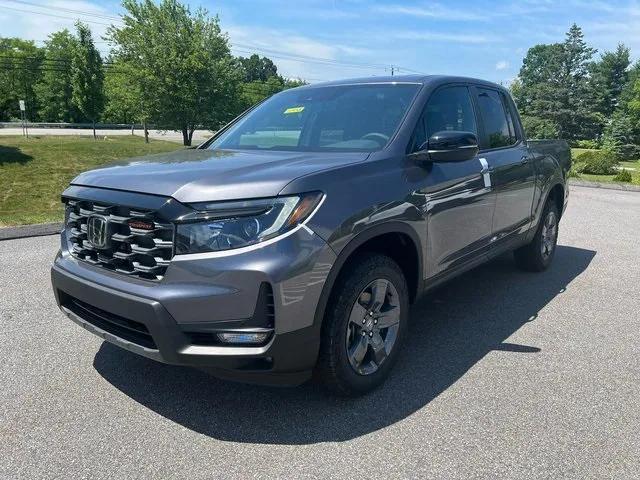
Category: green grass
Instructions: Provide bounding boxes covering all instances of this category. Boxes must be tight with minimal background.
[570,148,640,186]
[0,135,182,226]
[571,148,598,158]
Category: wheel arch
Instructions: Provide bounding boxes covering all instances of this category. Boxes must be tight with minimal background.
[548,182,565,219]
[313,222,423,335]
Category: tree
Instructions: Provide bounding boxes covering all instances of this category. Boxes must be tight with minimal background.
[629,78,640,116]
[0,38,43,122]
[514,43,565,117]
[34,30,78,122]
[103,62,138,124]
[103,59,153,142]
[239,54,278,82]
[515,24,602,140]
[71,22,105,139]
[240,76,284,109]
[107,0,243,146]
[590,44,631,117]
[520,115,560,139]
[601,110,640,159]
[557,24,601,139]
[283,77,306,89]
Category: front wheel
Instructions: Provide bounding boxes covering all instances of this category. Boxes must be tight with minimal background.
[316,254,409,396]
[514,200,559,272]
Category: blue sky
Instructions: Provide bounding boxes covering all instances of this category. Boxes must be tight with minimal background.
[1,0,639,84]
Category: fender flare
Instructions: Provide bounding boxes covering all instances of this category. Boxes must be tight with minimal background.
[311,221,424,337]
[528,179,566,243]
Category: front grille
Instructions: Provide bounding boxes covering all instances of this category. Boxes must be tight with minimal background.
[65,199,174,281]
[62,294,157,349]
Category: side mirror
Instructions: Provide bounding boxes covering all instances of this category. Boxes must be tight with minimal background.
[411,131,479,164]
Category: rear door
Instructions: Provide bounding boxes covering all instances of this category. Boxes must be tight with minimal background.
[472,86,535,244]
[409,84,496,278]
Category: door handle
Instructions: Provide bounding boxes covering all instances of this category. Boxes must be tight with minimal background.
[479,158,492,188]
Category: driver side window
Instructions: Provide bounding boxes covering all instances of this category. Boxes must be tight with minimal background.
[409,85,477,152]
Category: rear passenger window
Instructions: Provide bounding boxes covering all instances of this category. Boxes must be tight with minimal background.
[476,88,517,149]
[409,86,477,153]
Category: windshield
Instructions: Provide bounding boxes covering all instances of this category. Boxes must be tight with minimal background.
[209,83,421,152]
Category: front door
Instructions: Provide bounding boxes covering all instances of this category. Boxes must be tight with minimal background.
[408,85,496,278]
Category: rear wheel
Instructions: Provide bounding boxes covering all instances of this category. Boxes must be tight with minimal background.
[514,200,559,272]
[317,253,409,396]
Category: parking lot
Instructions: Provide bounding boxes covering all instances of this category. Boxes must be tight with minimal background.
[1,185,639,479]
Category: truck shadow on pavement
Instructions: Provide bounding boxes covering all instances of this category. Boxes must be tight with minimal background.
[93,245,595,445]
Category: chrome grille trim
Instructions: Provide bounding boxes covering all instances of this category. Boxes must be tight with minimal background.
[65,199,174,281]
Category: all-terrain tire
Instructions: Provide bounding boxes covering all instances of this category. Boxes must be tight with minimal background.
[316,253,409,396]
[514,200,560,272]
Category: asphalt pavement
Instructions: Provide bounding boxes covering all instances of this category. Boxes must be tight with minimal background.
[1,185,639,479]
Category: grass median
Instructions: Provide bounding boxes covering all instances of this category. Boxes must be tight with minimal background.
[0,135,182,226]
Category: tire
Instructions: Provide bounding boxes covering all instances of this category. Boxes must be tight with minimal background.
[514,200,559,272]
[316,253,409,396]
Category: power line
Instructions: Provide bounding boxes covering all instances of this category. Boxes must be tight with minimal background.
[232,42,390,70]
[0,4,117,26]
[3,0,122,21]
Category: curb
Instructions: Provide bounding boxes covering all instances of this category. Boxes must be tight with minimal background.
[568,179,640,192]
[0,222,62,241]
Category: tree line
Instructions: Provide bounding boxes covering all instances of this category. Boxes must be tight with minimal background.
[0,0,303,145]
[512,24,640,159]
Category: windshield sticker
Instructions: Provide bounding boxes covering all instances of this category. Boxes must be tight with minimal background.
[283,106,304,114]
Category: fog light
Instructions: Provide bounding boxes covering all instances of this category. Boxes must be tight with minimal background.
[217,331,271,345]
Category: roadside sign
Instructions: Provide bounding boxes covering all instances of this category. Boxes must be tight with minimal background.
[19,100,28,138]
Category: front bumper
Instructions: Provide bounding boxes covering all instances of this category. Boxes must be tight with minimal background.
[51,225,336,385]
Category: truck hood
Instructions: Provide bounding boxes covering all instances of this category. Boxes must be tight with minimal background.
[71,148,369,203]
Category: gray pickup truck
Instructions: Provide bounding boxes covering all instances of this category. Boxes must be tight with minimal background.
[51,75,570,396]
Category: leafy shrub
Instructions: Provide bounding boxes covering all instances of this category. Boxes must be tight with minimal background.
[613,169,633,182]
[618,144,640,160]
[575,150,619,175]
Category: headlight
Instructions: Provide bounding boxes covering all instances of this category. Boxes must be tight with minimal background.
[175,192,323,254]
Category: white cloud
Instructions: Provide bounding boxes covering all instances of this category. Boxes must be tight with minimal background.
[374,1,553,21]
[226,24,378,82]
[495,60,509,71]
[374,4,485,21]
[395,30,500,44]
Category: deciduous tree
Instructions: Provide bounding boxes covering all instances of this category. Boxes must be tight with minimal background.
[0,38,43,122]
[107,0,243,146]
[71,22,105,139]
[34,30,78,122]
[239,54,278,82]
